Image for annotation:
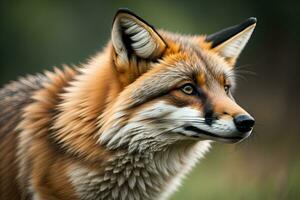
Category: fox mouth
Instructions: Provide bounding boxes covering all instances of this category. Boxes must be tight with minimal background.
[183,126,250,143]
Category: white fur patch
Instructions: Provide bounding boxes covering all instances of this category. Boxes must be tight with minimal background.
[100,101,240,151]
[68,141,210,200]
[121,18,156,58]
[32,193,41,200]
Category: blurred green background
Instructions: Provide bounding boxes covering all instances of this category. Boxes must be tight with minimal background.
[1,0,300,199]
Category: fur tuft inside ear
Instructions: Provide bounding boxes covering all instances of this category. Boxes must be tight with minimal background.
[112,9,166,61]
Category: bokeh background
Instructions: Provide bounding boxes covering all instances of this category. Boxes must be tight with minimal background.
[1,1,299,199]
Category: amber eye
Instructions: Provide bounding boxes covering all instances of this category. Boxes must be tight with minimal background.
[181,84,196,95]
[224,84,230,94]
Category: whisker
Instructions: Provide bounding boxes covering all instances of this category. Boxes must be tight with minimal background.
[235,64,253,70]
[232,74,247,82]
[235,70,258,77]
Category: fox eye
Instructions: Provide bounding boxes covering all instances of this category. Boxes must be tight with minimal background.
[181,84,196,95]
[224,84,231,94]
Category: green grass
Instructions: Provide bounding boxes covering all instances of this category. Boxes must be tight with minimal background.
[170,144,300,200]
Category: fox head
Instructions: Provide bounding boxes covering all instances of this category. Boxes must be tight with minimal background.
[99,9,256,152]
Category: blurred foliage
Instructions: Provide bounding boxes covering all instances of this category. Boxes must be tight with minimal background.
[1,0,300,199]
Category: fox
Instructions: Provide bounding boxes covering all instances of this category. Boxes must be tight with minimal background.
[0,8,256,200]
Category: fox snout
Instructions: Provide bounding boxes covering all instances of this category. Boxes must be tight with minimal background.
[211,95,255,128]
[197,94,255,142]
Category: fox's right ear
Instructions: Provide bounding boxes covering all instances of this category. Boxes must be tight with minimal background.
[111,9,166,64]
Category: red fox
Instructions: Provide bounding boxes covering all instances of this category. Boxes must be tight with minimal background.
[0,9,256,200]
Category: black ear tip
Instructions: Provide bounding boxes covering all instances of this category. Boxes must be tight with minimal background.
[116,8,135,16]
[113,8,136,25]
[246,17,257,25]
[235,17,256,31]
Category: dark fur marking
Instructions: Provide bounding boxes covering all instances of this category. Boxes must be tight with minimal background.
[120,26,135,59]
[206,17,256,48]
[204,103,216,126]
[184,125,242,140]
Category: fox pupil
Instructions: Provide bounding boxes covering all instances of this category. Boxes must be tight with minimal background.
[181,84,195,95]
[224,85,230,94]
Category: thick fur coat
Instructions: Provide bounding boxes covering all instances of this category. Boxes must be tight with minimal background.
[0,9,256,200]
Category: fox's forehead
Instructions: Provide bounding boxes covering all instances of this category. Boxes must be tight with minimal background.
[157,31,235,87]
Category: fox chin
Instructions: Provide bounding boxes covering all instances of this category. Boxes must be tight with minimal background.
[0,8,256,200]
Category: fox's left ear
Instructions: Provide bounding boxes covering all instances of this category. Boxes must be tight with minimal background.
[206,17,257,65]
[111,9,166,64]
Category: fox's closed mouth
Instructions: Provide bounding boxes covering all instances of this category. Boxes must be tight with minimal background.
[184,126,245,141]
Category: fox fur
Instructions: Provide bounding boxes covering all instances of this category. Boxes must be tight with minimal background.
[0,9,256,200]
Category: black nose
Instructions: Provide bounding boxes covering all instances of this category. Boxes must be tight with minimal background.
[234,115,255,133]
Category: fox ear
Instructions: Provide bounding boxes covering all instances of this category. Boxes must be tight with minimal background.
[111,9,166,63]
[206,17,257,64]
